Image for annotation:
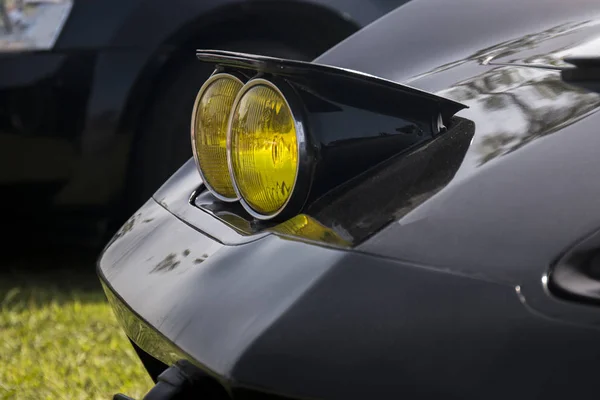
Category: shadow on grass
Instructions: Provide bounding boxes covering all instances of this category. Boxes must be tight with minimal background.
[0,244,104,307]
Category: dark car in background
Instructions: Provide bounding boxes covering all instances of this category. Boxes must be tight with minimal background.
[99,0,600,398]
[0,0,406,242]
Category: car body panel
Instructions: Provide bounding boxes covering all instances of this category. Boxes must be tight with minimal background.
[316,0,600,83]
[101,199,338,377]
[100,196,600,399]
[330,0,600,325]
[100,0,600,398]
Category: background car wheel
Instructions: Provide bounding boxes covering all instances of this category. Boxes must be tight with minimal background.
[120,40,310,222]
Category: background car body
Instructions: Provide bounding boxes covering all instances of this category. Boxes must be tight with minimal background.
[100,0,600,398]
[0,0,405,240]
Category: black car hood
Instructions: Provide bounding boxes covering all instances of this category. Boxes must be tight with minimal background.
[316,0,600,83]
[314,0,600,300]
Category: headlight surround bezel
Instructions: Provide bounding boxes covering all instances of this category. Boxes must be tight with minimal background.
[226,77,313,220]
[190,71,245,202]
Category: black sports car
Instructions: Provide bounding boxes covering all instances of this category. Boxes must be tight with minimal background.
[99,0,600,398]
[0,0,405,241]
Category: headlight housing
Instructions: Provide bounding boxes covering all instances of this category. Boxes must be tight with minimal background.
[190,51,467,225]
[0,0,73,52]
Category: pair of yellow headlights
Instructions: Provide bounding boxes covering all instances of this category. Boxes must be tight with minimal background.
[191,73,302,220]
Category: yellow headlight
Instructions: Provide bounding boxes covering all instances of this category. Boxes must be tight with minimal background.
[228,80,299,218]
[192,73,243,201]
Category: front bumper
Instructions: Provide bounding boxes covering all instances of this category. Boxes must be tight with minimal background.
[98,196,350,396]
[97,162,600,399]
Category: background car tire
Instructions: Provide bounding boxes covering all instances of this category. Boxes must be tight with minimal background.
[120,40,310,222]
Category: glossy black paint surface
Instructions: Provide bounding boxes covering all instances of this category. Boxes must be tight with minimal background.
[101,0,600,398]
[316,0,600,83]
[153,158,269,246]
[549,228,600,305]
[298,90,438,206]
[100,199,600,399]
[1,0,407,217]
[307,117,474,243]
[321,0,600,327]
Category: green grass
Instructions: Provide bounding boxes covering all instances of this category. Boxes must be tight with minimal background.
[0,249,152,399]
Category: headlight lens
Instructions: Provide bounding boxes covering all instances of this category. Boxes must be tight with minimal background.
[192,73,243,201]
[228,80,299,218]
